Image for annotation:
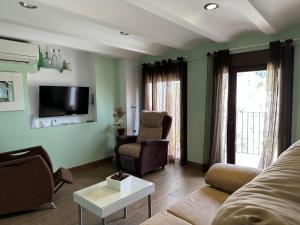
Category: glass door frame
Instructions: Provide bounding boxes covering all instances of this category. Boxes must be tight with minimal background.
[227,65,267,164]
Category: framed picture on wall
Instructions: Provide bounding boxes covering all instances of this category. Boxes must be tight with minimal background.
[0,72,24,111]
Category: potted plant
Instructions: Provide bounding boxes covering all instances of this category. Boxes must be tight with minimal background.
[113,106,126,136]
[106,171,132,191]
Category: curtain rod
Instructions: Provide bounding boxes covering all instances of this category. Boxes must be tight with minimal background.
[144,37,300,64]
[209,37,300,55]
[229,37,300,51]
[143,56,189,65]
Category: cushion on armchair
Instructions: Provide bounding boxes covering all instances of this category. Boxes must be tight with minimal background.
[137,125,163,144]
[118,143,141,158]
[137,111,167,144]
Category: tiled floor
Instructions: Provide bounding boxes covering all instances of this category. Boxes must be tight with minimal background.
[0,161,205,225]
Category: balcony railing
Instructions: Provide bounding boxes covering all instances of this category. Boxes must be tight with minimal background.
[236,110,266,155]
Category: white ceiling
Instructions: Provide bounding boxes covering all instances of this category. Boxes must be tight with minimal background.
[0,0,300,58]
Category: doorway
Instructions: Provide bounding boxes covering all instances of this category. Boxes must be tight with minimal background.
[235,70,268,167]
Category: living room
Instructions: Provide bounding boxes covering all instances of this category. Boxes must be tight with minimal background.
[1,1,300,225]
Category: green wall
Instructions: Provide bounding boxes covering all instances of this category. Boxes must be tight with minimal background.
[0,55,119,170]
[141,24,300,164]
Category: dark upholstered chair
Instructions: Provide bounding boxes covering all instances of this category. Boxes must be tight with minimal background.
[0,146,73,215]
[115,111,172,176]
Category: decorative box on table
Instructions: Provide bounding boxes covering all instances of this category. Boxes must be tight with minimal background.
[106,171,132,191]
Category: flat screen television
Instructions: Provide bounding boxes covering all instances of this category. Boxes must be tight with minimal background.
[39,86,89,117]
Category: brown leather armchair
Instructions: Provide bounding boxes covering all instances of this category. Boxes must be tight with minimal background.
[0,146,73,215]
[115,111,172,176]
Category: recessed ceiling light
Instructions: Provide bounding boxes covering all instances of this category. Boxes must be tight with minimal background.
[120,31,129,36]
[204,3,219,10]
[19,1,38,9]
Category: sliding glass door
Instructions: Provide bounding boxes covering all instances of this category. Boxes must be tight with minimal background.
[235,70,268,167]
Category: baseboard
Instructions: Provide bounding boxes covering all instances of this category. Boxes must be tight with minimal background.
[69,156,114,173]
[187,161,203,169]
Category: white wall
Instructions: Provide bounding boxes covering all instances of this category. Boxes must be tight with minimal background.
[119,58,140,135]
[27,44,96,128]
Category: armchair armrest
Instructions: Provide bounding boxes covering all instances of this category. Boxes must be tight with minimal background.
[0,146,53,173]
[0,155,54,215]
[138,139,169,175]
[205,163,262,194]
[0,155,40,168]
[0,146,42,159]
[141,139,169,147]
[116,135,137,147]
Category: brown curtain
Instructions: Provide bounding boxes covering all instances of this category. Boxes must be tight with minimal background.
[259,40,294,169]
[141,58,187,165]
[207,50,230,168]
[203,53,214,170]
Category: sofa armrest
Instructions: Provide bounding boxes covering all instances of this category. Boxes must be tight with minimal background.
[116,135,137,147]
[205,163,262,194]
[141,139,169,147]
[0,155,54,215]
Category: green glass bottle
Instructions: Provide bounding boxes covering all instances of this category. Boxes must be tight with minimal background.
[38,48,43,68]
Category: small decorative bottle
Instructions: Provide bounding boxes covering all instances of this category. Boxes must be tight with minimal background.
[51,49,58,69]
[62,60,67,70]
[57,49,63,71]
[43,52,52,67]
[38,48,43,68]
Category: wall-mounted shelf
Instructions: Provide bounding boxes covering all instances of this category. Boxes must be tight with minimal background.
[30,117,96,129]
[38,66,72,73]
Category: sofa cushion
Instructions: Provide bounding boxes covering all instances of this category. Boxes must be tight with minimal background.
[205,163,261,194]
[167,186,229,225]
[118,143,141,158]
[141,211,191,225]
[212,140,300,225]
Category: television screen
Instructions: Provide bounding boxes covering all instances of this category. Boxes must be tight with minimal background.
[39,86,89,117]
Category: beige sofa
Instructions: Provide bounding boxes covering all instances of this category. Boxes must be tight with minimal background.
[142,140,300,225]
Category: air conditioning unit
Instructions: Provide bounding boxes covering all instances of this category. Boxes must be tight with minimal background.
[0,39,38,64]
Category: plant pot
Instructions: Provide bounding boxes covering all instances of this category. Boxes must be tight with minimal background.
[116,127,125,136]
[106,174,132,191]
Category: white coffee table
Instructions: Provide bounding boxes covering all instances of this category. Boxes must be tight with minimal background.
[73,176,155,225]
